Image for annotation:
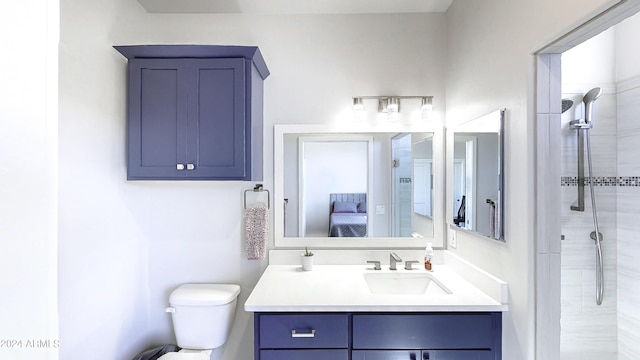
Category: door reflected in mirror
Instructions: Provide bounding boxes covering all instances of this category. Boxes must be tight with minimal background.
[282,132,434,239]
[448,109,505,241]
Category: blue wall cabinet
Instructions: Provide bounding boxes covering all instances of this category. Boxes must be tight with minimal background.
[115,45,269,180]
[253,312,502,360]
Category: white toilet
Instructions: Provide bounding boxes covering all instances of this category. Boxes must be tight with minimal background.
[163,283,241,359]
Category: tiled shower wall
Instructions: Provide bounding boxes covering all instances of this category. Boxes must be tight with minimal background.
[616,78,640,360]
[560,89,618,360]
[561,78,640,360]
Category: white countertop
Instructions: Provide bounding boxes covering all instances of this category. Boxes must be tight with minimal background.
[244,264,508,312]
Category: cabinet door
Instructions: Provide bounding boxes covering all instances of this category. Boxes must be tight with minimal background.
[185,58,247,179]
[128,58,188,179]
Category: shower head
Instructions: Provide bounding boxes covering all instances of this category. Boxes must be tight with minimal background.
[583,87,602,124]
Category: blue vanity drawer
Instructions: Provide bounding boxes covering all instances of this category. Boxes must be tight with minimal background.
[261,349,348,360]
[259,313,349,349]
[352,313,498,349]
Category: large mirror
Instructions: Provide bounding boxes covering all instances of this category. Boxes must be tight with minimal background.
[275,124,444,248]
[447,109,505,241]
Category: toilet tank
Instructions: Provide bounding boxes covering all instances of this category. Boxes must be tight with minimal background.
[168,283,241,350]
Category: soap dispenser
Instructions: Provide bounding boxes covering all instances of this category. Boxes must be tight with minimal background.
[424,242,434,271]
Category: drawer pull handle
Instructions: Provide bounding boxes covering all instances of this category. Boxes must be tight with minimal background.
[290,329,316,338]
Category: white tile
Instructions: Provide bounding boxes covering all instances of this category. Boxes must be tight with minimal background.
[617,129,640,175]
[561,269,583,315]
[562,352,618,360]
[538,54,551,114]
[618,315,640,360]
[550,55,562,114]
[538,252,550,326]
[616,189,640,231]
[561,312,618,353]
[588,134,618,175]
[617,86,640,133]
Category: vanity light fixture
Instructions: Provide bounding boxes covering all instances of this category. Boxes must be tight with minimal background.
[352,97,364,111]
[351,95,434,122]
[421,96,433,111]
[421,96,434,121]
[387,97,400,113]
[352,97,365,121]
[386,97,399,121]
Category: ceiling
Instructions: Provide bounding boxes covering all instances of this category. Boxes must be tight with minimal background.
[136,0,454,14]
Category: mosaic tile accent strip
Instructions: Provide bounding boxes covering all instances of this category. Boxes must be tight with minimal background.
[561,176,640,186]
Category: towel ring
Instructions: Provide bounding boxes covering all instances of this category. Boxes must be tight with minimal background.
[244,184,270,209]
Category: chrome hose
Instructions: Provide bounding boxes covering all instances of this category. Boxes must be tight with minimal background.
[586,129,604,305]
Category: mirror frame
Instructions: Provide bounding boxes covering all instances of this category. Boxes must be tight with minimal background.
[274,123,445,249]
[446,109,505,242]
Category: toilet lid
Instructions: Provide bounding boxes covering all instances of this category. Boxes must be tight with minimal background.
[169,283,241,306]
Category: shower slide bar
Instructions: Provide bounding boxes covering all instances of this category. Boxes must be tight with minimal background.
[569,118,591,211]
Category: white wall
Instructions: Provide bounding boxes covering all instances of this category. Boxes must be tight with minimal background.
[58,0,150,359]
[445,0,619,359]
[0,1,59,360]
[58,7,446,360]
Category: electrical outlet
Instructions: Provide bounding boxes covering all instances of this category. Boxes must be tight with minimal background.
[448,229,457,249]
[375,205,385,215]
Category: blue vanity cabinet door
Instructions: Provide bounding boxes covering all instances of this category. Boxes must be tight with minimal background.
[260,349,349,360]
[184,58,247,179]
[128,58,189,179]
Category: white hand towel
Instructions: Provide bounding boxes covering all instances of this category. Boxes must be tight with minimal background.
[245,204,268,260]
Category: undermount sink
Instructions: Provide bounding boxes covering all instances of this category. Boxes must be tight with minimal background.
[363,272,452,295]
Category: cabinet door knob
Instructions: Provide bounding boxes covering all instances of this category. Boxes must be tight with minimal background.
[187,163,195,170]
[176,164,185,170]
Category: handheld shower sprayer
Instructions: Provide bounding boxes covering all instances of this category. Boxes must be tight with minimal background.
[569,86,605,305]
[583,87,602,125]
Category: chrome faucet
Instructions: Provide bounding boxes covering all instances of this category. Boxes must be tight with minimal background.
[389,252,402,270]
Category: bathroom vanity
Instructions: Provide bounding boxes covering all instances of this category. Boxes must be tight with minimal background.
[253,312,500,360]
[245,252,507,360]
